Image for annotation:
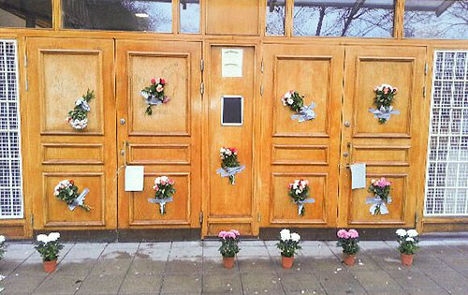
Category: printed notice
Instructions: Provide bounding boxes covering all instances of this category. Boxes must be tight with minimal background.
[222,48,243,78]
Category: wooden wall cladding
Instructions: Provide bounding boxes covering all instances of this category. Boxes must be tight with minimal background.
[270,173,327,224]
[206,0,260,35]
[128,53,190,136]
[128,173,190,226]
[40,50,104,135]
[43,173,105,227]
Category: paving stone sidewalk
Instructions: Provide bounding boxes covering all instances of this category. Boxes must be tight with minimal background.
[0,236,467,295]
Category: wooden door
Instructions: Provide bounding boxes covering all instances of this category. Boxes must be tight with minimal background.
[261,44,344,228]
[26,37,116,231]
[338,46,426,228]
[202,44,259,236]
[116,40,202,230]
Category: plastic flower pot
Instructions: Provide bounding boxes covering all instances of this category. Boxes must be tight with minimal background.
[343,254,356,266]
[222,256,235,269]
[400,253,414,266]
[43,260,57,273]
[281,255,294,269]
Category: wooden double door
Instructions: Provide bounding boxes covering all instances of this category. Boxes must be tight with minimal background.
[26,37,426,238]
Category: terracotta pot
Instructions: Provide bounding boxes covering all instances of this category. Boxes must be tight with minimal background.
[281,255,294,269]
[343,254,356,266]
[400,253,414,266]
[222,256,235,269]
[43,260,57,273]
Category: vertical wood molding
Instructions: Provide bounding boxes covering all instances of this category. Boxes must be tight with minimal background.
[394,0,405,39]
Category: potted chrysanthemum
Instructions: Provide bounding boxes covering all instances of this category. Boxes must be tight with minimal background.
[35,232,64,273]
[396,228,419,266]
[276,229,301,268]
[336,229,360,266]
[218,229,240,268]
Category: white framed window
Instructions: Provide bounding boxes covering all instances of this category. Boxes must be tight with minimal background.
[425,50,468,216]
[0,39,23,218]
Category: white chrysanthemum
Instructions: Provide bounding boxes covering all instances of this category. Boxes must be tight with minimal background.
[396,229,406,237]
[283,92,291,99]
[405,237,414,242]
[37,234,48,243]
[280,229,291,241]
[291,233,301,242]
[49,232,60,241]
[0,235,5,243]
[407,229,418,237]
[287,98,294,105]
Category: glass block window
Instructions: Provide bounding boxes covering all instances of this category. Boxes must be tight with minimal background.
[293,0,394,37]
[404,0,468,39]
[0,40,24,218]
[425,50,468,216]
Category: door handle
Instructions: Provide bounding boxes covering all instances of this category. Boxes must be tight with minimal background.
[120,118,126,125]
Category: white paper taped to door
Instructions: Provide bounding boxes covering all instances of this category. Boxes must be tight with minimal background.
[125,166,144,191]
[350,163,366,190]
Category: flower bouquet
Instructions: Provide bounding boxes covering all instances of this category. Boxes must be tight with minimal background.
[148,176,175,215]
[369,83,400,123]
[216,147,245,185]
[281,90,316,122]
[141,77,169,115]
[35,232,64,272]
[54,179,91,212]
[67,89,94,130]
[218,229,240,268]
[288,179,315,216]
[366,177,392,215]
[396,228,419,266]
[336,229,360,265]
[276,229,301,268]
[0,235,5,260]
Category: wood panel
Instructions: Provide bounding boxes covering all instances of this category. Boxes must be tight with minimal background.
[261,44,344,229]
[129,173,190,226]
[204,44,257,236]
[26,37,116,231]
[205,0,260,35]
[339,46,426,227]
[116,40,201,230]
[40,50,104,135]
[271,173,327,224]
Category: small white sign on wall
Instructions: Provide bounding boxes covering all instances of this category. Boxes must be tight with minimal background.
[125,166,144,191]
[222,48,243,78]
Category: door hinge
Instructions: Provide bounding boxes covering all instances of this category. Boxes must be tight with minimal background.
[260,84,264,96]
[260,58,264,73]
[24,53,28,67]
[424,63,428,76]
[257,213,261,222]
[200,82,204,96]
[423,86,426,99]
[200,59,204,72]
[199,211,203,225]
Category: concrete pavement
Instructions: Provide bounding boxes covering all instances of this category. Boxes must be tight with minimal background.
[0,235,467,294]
